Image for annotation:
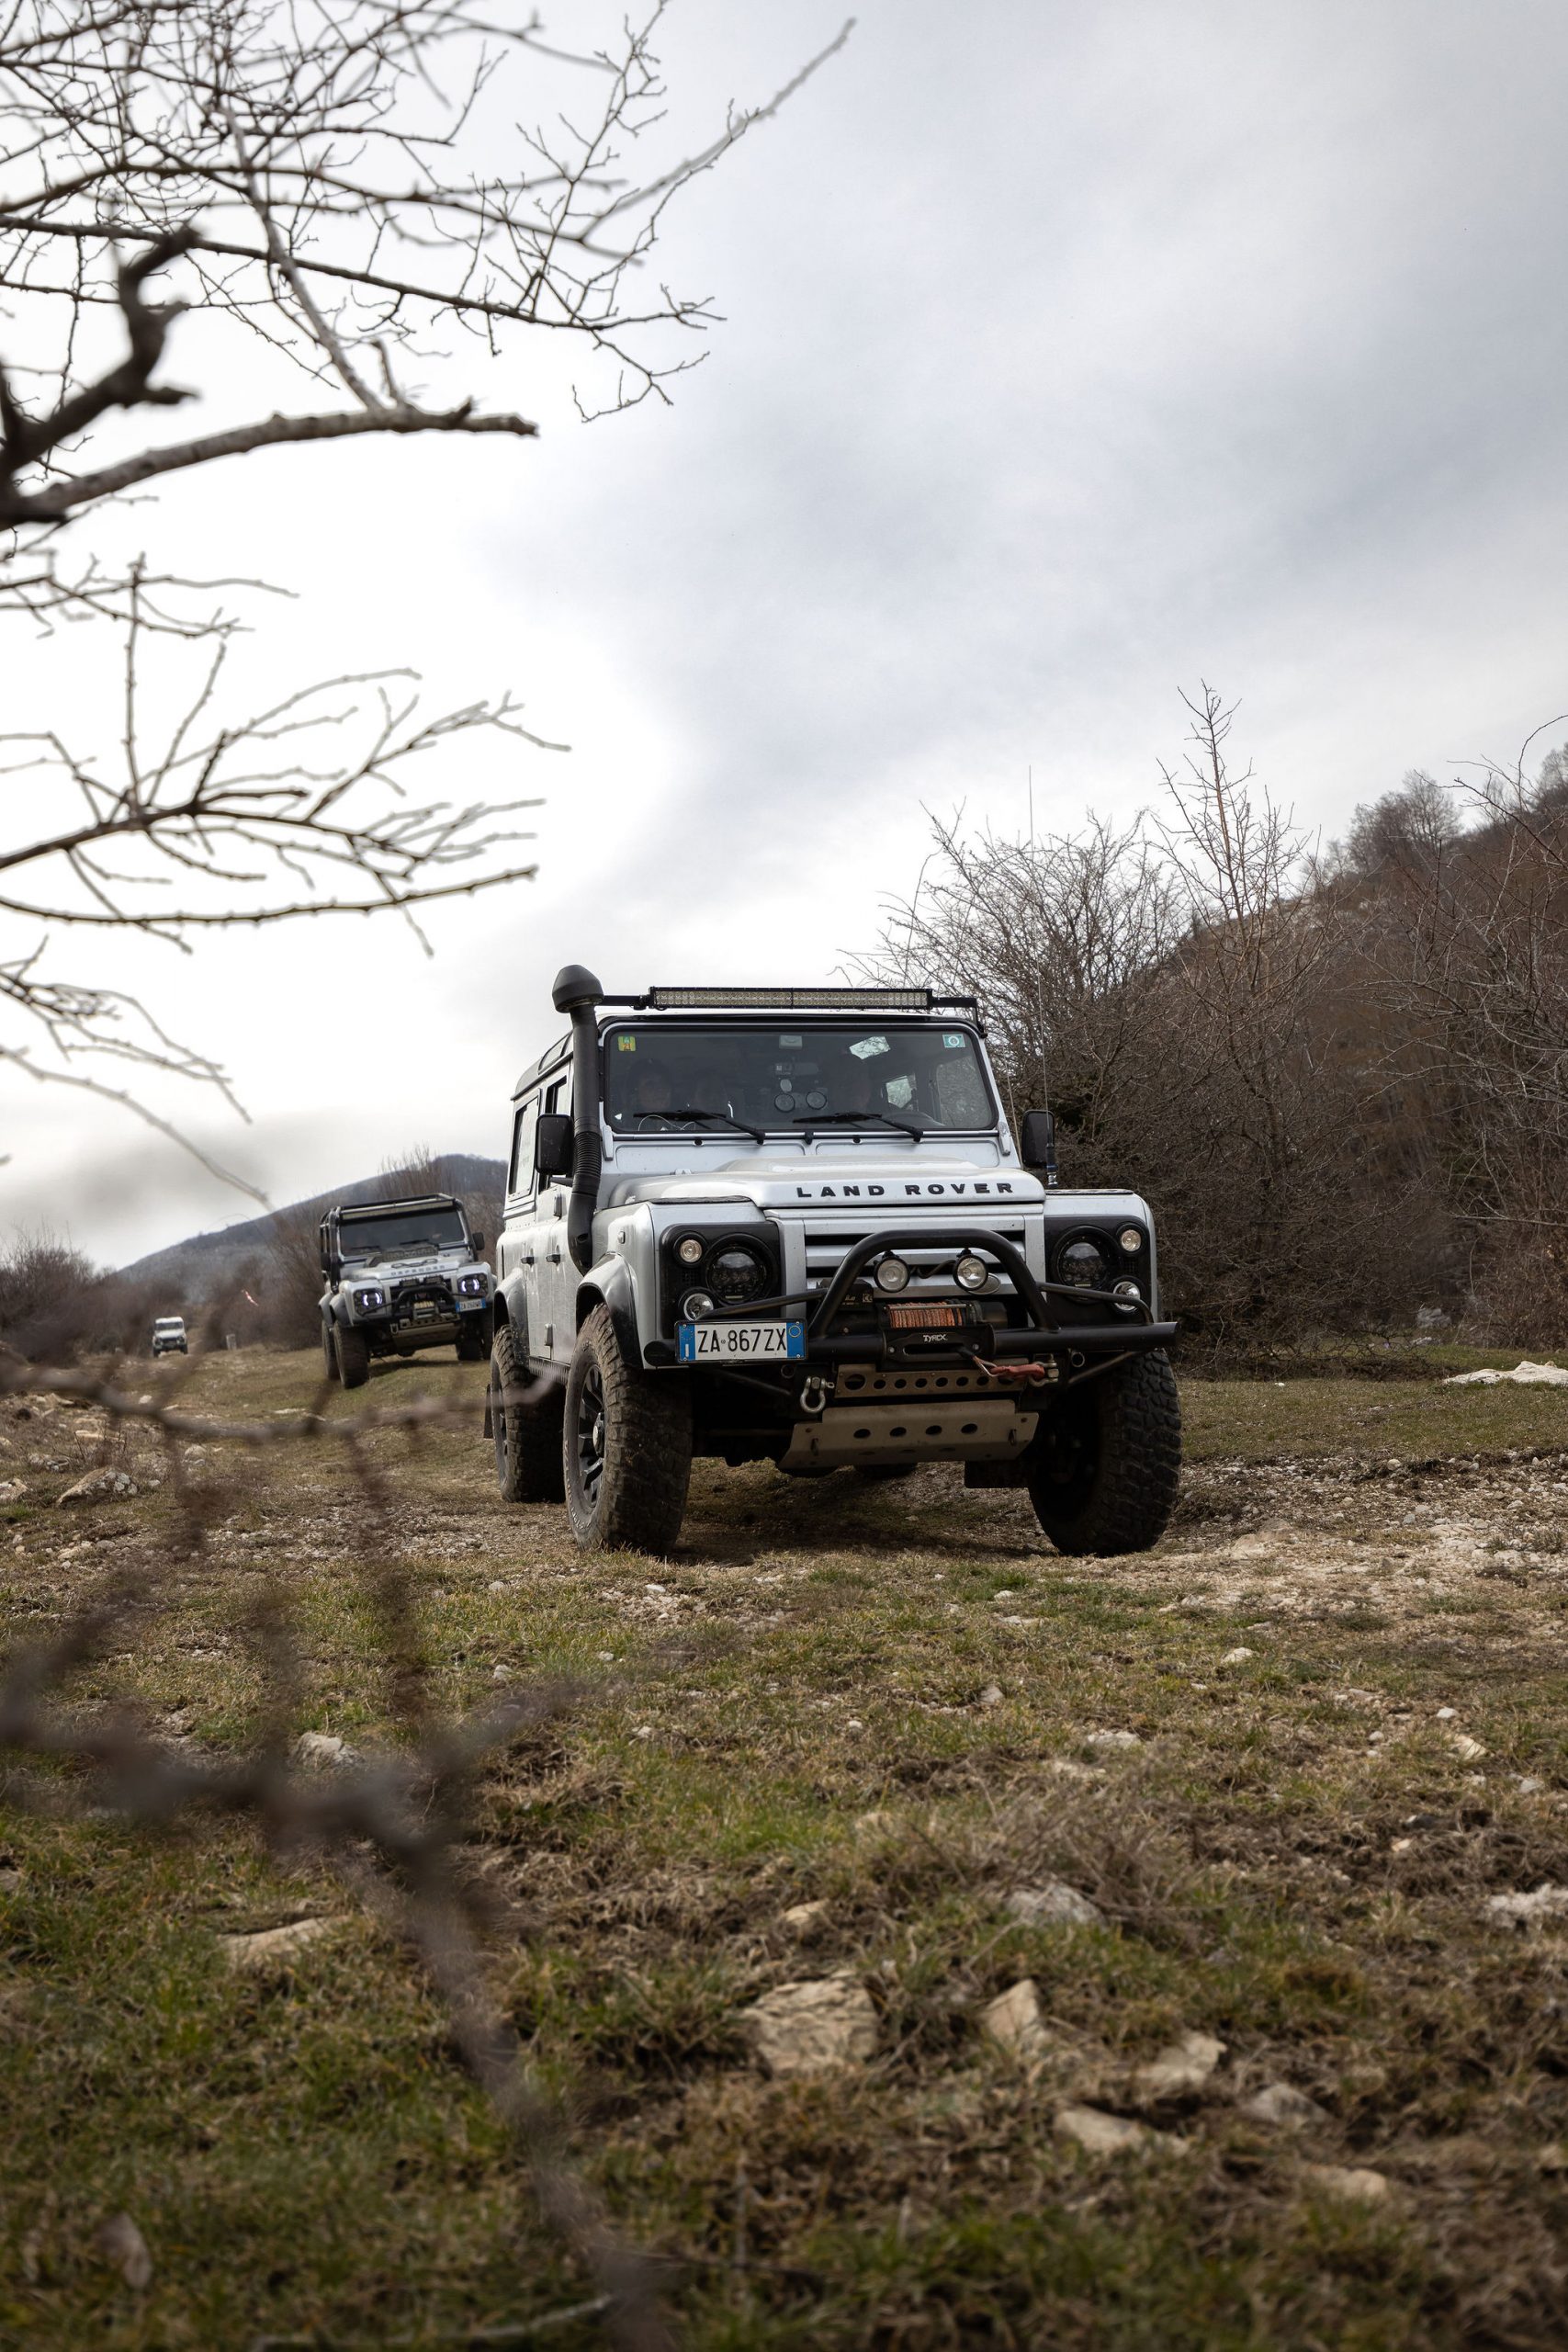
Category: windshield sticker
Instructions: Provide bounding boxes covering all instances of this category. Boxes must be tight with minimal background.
[850,1034,889,1059]
[615,1034,637,1050]
[780,1033,802,1048]
[942,1032,964,1048]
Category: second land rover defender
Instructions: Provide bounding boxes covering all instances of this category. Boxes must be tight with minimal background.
[320,1193,492,1387]
[487,968,1180,1555]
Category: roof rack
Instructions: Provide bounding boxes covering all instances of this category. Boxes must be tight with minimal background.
[331,1192,460,1219]
[597,985,981,1014]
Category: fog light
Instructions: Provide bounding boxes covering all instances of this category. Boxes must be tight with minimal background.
[954,1253,988,1290]
[681,1289,716,1321]
[676,1233,705,1266]
[1118,1226,1142,1254]
[1112,1279,1141,1313]
[874,1255,911,1294]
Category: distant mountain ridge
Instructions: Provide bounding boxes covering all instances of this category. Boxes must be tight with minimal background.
[115,1154,506,1295]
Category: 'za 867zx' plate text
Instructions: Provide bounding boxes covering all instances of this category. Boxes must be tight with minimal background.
[677,1319,805,1362]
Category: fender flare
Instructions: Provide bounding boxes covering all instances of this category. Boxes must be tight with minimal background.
[577,1254,642,1369]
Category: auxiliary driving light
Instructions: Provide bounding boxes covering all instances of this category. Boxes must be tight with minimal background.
[1118,1226,1143,1255]
[681,1289,716,1321]
[954,1253,989,1291]
[676,1234,705,1266]
[874,1255,911,1294]
[1112,1280,1142,1313]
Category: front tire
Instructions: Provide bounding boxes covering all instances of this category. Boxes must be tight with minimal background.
[490,1322,564,1503]
[456,1319,490,1363]
[1027,1351,1180,1556]
[322,1317,340,1382]
[563,1306,692,1554]
[334,1321,370,1390]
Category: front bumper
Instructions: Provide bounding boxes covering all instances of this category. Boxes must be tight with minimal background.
[646,1224,1176,1372]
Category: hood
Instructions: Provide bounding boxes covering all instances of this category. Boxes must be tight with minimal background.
[604,1149,1049,1215]
[340,1244,483,1285]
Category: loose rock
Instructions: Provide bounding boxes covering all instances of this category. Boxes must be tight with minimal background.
[93,2212,152,2290]
[1055,2104,1181,2156]
[1084,1728,1142,1754]
[219,1917,336,1971]
[780,1899,829,1939]
[738,1973,878,2078]
[977,1684,1003,1709]
[1483,1883,1568,1928]
[1129,2029,1225,2103]
[1302,2162,1390,2205]
[1004,1880,1103,1929]
[56,1467,136,1507]
[293,1731,357,1769]
[1239,2080,1327,2128]
[0,1477,23,1501]
[978,1977,1052,2064]
[1218,1647,1255,1668]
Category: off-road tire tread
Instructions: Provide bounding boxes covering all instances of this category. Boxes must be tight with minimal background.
[455,1322,489,1363]
[1029,1349,1181,1556]
[322,1318,340,1382]
[491,1320,564,1503]
[565,1305,691,1555]
[334,1321,370,1389]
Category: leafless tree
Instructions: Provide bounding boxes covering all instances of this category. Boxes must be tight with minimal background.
[0,1,848,1182]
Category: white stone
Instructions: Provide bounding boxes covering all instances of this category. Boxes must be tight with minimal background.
[491,1663,515,1682]
[1055,2105,1181,2156]
[1442,1730,1486,1761]
[739,1973,878,2078]
[1444,1360,1568,1386]
[1219,1647,1255,1668]
[1517,1776,1547,1795]
[1239,2080,1327,2128]
[1435,1706,1457,1720]
[780,1900,829,1939]
[1484,1883,1568,1928]
[293,1731,356,1768]
[0,1478,23,1501]
[1084,1728,1142,1753]
[632,1724,653,1740]
[1004,1881,1103,1929]
[1130,2029,1225,2102]
[220,1917,336,1970]
[978,1684,1003,1709]
[1302,2163,1390,2205]
[56,1467,137,1506]
[979,1977,1052,2064]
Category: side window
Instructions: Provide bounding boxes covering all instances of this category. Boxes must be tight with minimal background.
[509,1094,539,1195]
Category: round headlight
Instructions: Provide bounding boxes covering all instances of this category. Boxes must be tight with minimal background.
[681,1289,716,1321]
[1118,1226,1143,1255]
[354,1286,384,1311]
[874,1255,911,1294]
[1057,1238,1111,1290]
[675,1233,705,1266]
[707,1242,769,1305]
[1112,1279,1142,1313]
[954,1253,989,1291]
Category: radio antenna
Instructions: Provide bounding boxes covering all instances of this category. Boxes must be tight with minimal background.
[1026,765,1057,1187]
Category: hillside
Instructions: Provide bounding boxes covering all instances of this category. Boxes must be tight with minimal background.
[116,1153,506,1295]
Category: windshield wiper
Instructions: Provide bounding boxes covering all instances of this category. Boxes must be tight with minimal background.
[793,1108,925,1139]
[660,1104,767,1144]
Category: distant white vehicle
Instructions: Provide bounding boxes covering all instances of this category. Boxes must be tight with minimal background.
[152,1315,188,1357]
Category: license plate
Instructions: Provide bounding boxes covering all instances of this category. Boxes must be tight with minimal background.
[678,1319,805,1362]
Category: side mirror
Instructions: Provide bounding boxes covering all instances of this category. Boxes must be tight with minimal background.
[1020,1109,1057,1181]
[468,1231,485,1255]
[534,1112,574,1182]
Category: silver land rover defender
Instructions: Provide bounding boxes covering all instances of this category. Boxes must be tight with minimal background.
[319,1192,492,1388]
[487,967,1181,1556]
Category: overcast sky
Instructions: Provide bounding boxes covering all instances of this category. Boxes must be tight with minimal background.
[6,0,1568,1268]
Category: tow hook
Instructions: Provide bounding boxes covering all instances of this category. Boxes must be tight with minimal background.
[800,1374,829,1416]
[965,1351,1053,1386]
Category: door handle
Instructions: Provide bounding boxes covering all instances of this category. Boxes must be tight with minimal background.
[547,1243,561,1264]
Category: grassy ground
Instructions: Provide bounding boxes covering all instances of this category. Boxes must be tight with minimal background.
[3,1346,1568,2348]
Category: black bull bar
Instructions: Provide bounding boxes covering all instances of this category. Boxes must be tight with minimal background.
[739,1226,1178,1364]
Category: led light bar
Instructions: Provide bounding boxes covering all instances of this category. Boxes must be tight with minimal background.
[647,986,944,1011]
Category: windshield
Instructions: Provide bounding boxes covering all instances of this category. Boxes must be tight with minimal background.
[603,1023,996,1136]
[337,1208,467,1260]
